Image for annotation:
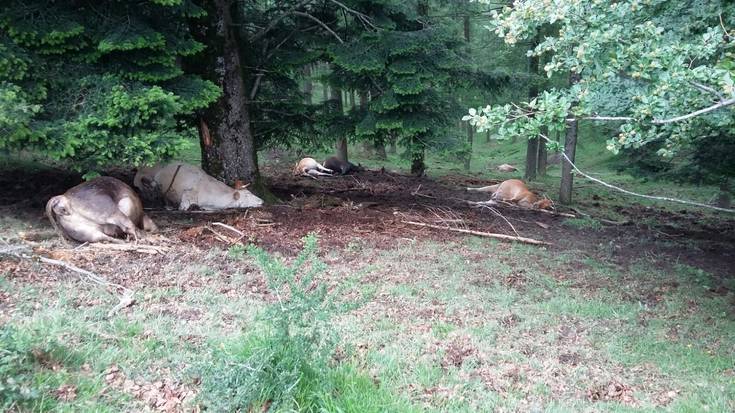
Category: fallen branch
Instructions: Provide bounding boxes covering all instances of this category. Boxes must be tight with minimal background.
[401,220,550,246]
[411,184,436,199]
[211,222,245,237]
[82,243,169,255]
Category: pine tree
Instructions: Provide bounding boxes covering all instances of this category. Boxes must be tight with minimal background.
[0,0,219,174]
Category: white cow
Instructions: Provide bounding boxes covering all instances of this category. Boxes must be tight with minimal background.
[134,162,264,211]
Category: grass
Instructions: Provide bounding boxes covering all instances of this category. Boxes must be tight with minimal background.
[2,124,733,411]
[2,231,734,411]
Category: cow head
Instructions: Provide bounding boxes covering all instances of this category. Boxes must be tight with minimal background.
[534,197,554,210]
[232,188,264,208]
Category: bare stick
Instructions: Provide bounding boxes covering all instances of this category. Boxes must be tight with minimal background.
[82,243,168,255]
[211,222,245,237]
[401,221,550,246]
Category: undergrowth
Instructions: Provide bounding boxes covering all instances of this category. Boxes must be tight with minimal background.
[198,233,414,412]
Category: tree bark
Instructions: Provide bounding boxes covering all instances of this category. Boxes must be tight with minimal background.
[537,127,548,176]
[715,179,732,208]
[560,72,581,204]
[331,86,348,162]
[464,122,474,171]
[188,0,260,186]
[411,147,425,176]
[322,63,330,102]
[524,137,539,181]
[348,90,355,110]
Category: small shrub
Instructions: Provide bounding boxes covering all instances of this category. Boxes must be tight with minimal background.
[227,244,246,259]
[199,233,416,412]
[199,234,345,411]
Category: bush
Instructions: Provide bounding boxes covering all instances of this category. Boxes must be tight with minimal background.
[198,234,416,412]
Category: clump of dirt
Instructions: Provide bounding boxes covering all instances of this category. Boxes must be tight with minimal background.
[441,336,477,369]
[587,380,636,405]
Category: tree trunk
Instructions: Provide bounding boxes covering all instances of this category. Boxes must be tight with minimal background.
[359,91,373,155]
[537,127,548,176]
[348,90,355,110]
[331,86,348,162]
[524,137,539,181]
[559,74,580,204]
[715,179,732,208]
[303,65,313,104]
[375,138,387,160]
[188,0,259,186]
[464,122,474,171]
[322,63,330,102]
[388,134,397,154]
[411,147,425,176]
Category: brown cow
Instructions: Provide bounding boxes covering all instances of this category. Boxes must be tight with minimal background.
[467,179,553,210]
[46,177,157,243]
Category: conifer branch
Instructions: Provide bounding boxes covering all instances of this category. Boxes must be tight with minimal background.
[292,11,343,43]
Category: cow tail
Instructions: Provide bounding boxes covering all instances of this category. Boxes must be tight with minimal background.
[45,197,67,240]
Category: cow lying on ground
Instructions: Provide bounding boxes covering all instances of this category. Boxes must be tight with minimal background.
[324,156,364,175]
[134,163,264,211]
[467,179,553,210]
[293,157,333,178]
[46,177,158,243]
[496,164,518,172]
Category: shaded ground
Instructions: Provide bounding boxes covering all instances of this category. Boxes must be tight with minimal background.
[1,162,733,280]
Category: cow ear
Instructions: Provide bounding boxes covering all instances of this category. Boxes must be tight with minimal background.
[233,191,240,200]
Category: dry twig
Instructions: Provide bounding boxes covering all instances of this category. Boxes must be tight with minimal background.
[401,220,550,246]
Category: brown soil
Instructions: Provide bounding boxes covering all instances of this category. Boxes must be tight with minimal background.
[1,163,733,281]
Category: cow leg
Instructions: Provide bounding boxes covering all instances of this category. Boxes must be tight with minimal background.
[300,172,318,180]
[307,169,333,177]
[467,184,499,193]
[106,211,140,242]
[179,190,197,211]
[76,225,126,244]
[142,214,158,232]
[315,164,333,174]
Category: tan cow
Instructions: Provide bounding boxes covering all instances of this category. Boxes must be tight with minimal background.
[46,177,157,243]
[134,162,263,211]
[293,157,333,178]
[467,179,553,210]
[496,163,518,172]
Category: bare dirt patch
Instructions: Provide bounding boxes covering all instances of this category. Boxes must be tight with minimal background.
[1,164,733,299]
